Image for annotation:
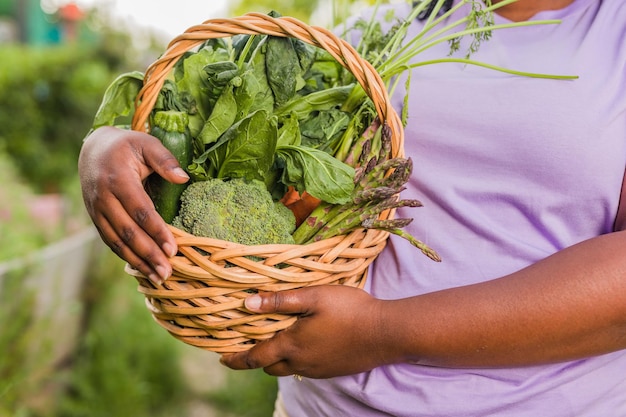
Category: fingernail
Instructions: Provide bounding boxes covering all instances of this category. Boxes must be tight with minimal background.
[148,273,163,286]
[162,242,177,258]
[156,264,171,281]
[174,167,189,179]
[245,294,262,311]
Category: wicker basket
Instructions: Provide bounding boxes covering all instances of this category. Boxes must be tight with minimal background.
[125,12,404,353]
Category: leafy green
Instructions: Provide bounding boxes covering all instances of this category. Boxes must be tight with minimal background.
[211,110,278,181]
[234,49,275,118]
[197,82,238,145]
[175,48,231,136]
[169,34,357,204]
[277,145,355,204]
[274,84,354,119]
[91,71,143,129]
[265,36,305,106]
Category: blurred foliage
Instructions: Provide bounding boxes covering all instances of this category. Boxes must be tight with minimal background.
[0,10,158,194]
[207,369,278,417]
[231,0,321,21]
[0,269,38,416]
[0,152,63,262]
[0,34,136,258]
[56,251,188,417]
[0,46,111,193]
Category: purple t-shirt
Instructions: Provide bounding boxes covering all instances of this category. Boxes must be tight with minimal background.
[280,1,626,416]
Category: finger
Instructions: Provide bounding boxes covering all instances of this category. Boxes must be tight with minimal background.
[262,360,300,378]
[139,137,190,184]
[244,289,314,315]
[94,202,172,284]
[95,221,165,285]
[220,334,291,372]
[102,211,172,283]
[111,175,179,259]
[89,179,172,279]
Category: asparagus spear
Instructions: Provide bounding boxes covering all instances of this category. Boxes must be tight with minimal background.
[292,118,440,261]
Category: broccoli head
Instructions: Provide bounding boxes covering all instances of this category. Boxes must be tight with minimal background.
[172,178,296,245]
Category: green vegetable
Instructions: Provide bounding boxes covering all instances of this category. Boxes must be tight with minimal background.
[168,35,357,205]
[91,71,144,130]
[265,36,303,106]
[172,178,296,245]
[209,110,278,182]
[89,0,578,257]
[145,110,193,223]
[276,144,355,205]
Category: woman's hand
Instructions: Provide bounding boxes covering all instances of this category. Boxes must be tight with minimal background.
[220,285,398,379]
[78,126,189,284]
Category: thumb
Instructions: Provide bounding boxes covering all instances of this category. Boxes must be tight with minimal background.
[142,139,190,185]
[244,290,309,315]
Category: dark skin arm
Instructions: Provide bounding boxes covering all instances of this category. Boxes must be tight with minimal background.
[78,126,188,285]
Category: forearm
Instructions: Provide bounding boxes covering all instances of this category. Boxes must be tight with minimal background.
[383,230,626,368]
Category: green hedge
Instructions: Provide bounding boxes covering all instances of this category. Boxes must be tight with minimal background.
[0,152,59,261]
[0,45,115,192]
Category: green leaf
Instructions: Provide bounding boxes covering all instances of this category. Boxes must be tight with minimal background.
[211,110,278,181]
[300,109,351,151]
[233,58,274,120]
[197,83,238,145]
[265,36,302,106]
[91,71,144,129]
[175,48,231,137]
[277,113,301,147]
[274,84,354,120]
[277,145,355,204]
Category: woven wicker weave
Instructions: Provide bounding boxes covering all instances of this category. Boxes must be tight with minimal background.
[125,12,404,353]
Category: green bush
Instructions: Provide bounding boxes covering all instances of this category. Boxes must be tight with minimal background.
[0,152,61,262]
[56,252,188,417]
[0,269,38,416]
[0,45,116,192]
[207,369,278,417]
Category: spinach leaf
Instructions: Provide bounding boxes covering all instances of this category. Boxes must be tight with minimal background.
[232,34,264,63]
[92,71,144,129]
[277,113,301,147]
[176,48,230,137]
[204,61,240,100]
[274,84,354,120]
[210,110,278,181]
[234,53,275,120]
[277,145,355,204]
[197,83,238,145]
[300,109,351,151]
[265,36,302,106]
[293,39,315,75]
